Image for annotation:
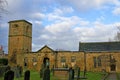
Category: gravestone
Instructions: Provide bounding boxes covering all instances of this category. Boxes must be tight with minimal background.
[69,67,74,80]
[40,64,44,78]
[19,66,23,77]
[5,66,11,72]
[15,66,20,78]
[4,70,14,80]
[43,66,50,80]
[53,68,69,80]
[40,68,44,78]
[74,67,87,80]
[24,70,30,80]
[76,67,80,80]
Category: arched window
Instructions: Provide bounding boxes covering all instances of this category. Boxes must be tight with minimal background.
[71,56,76,62]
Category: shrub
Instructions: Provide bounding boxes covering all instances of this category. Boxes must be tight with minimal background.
[0,58,8,65]
[4,70,14,80]
[0,66,10,77]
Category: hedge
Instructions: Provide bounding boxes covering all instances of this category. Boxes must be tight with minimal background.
[0,58,8,65]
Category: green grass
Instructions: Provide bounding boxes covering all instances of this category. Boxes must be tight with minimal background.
[117,73,120,80]
[0,70,58,80]
[0,71,103,80]
[85,72,103,80]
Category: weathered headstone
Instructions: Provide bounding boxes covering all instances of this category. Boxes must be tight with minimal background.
[76,67,80,80]
[69,67,74,80]
[24,70,30,80]
[40,64,44,78]
[5,66,11,72]
[19,66,23,77]
[40,68,43,78]
[4,70,14,80]
[15,66,20,78]
[43,66,50,80]
[74,67,87,80]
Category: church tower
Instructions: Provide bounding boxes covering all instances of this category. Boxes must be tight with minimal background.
[8,20,32,66]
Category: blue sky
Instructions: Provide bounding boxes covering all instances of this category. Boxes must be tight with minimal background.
[1,0,120,53]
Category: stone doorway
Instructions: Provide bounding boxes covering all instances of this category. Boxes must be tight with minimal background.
[110,64,116,71]
[43,57,49,68]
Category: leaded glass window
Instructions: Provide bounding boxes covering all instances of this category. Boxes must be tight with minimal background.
[61,56,66,62]
[71,56,76,62]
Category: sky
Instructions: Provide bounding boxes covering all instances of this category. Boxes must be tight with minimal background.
[1,0,120,53]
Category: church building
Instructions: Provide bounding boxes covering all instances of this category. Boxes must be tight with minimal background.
[8,20,120,72]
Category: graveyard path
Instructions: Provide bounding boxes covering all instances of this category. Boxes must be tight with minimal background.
[105,72,117,80]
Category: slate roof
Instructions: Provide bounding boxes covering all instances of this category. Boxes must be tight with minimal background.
[79,42,120,52]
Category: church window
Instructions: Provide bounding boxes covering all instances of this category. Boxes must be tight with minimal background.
[61,56,66,63]
[71,56,76,62]
[97,57,102,67]
[93,57,97,68]
[93,56,102,68]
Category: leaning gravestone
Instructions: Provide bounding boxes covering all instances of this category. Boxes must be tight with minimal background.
[40,68,44,78]
[69,67,74,80]
[4,70,14,80]
[15,66,20,78]
[24,70,30,80]
[19,66,23,77]
[40,64,45,78]
[76,67,80,80]
[43,66,50,80]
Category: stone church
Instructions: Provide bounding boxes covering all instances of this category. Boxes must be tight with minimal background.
[8,20,120,72]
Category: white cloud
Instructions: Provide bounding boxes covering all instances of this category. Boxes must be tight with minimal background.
[96,16,105,22]
[50,7,74,16]
[74,21,117,42]
[0,23,8,28]
[31,13,45,19]
[32,0,120,11]
[34,21,42,25]
[40,34,50,39]
[46,7,74,21]
[31,9,117,51]
[6,0,23,10]
[57,0,120,11]
[32,43,44,51]
[45,21,71,34]
[112,7,120,15]
[31,8,118,51]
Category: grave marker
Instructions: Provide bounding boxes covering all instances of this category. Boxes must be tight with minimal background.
[43,66,50,80]
[24,70,30,80]
[4,70,14,80]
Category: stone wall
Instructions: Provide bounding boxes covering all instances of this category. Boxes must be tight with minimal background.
[21,50,120,72]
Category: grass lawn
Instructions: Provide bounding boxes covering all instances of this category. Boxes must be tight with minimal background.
[117,73,120,80]
[0,70,58,80]
[0,70,103,80]
[85,72,103,80]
